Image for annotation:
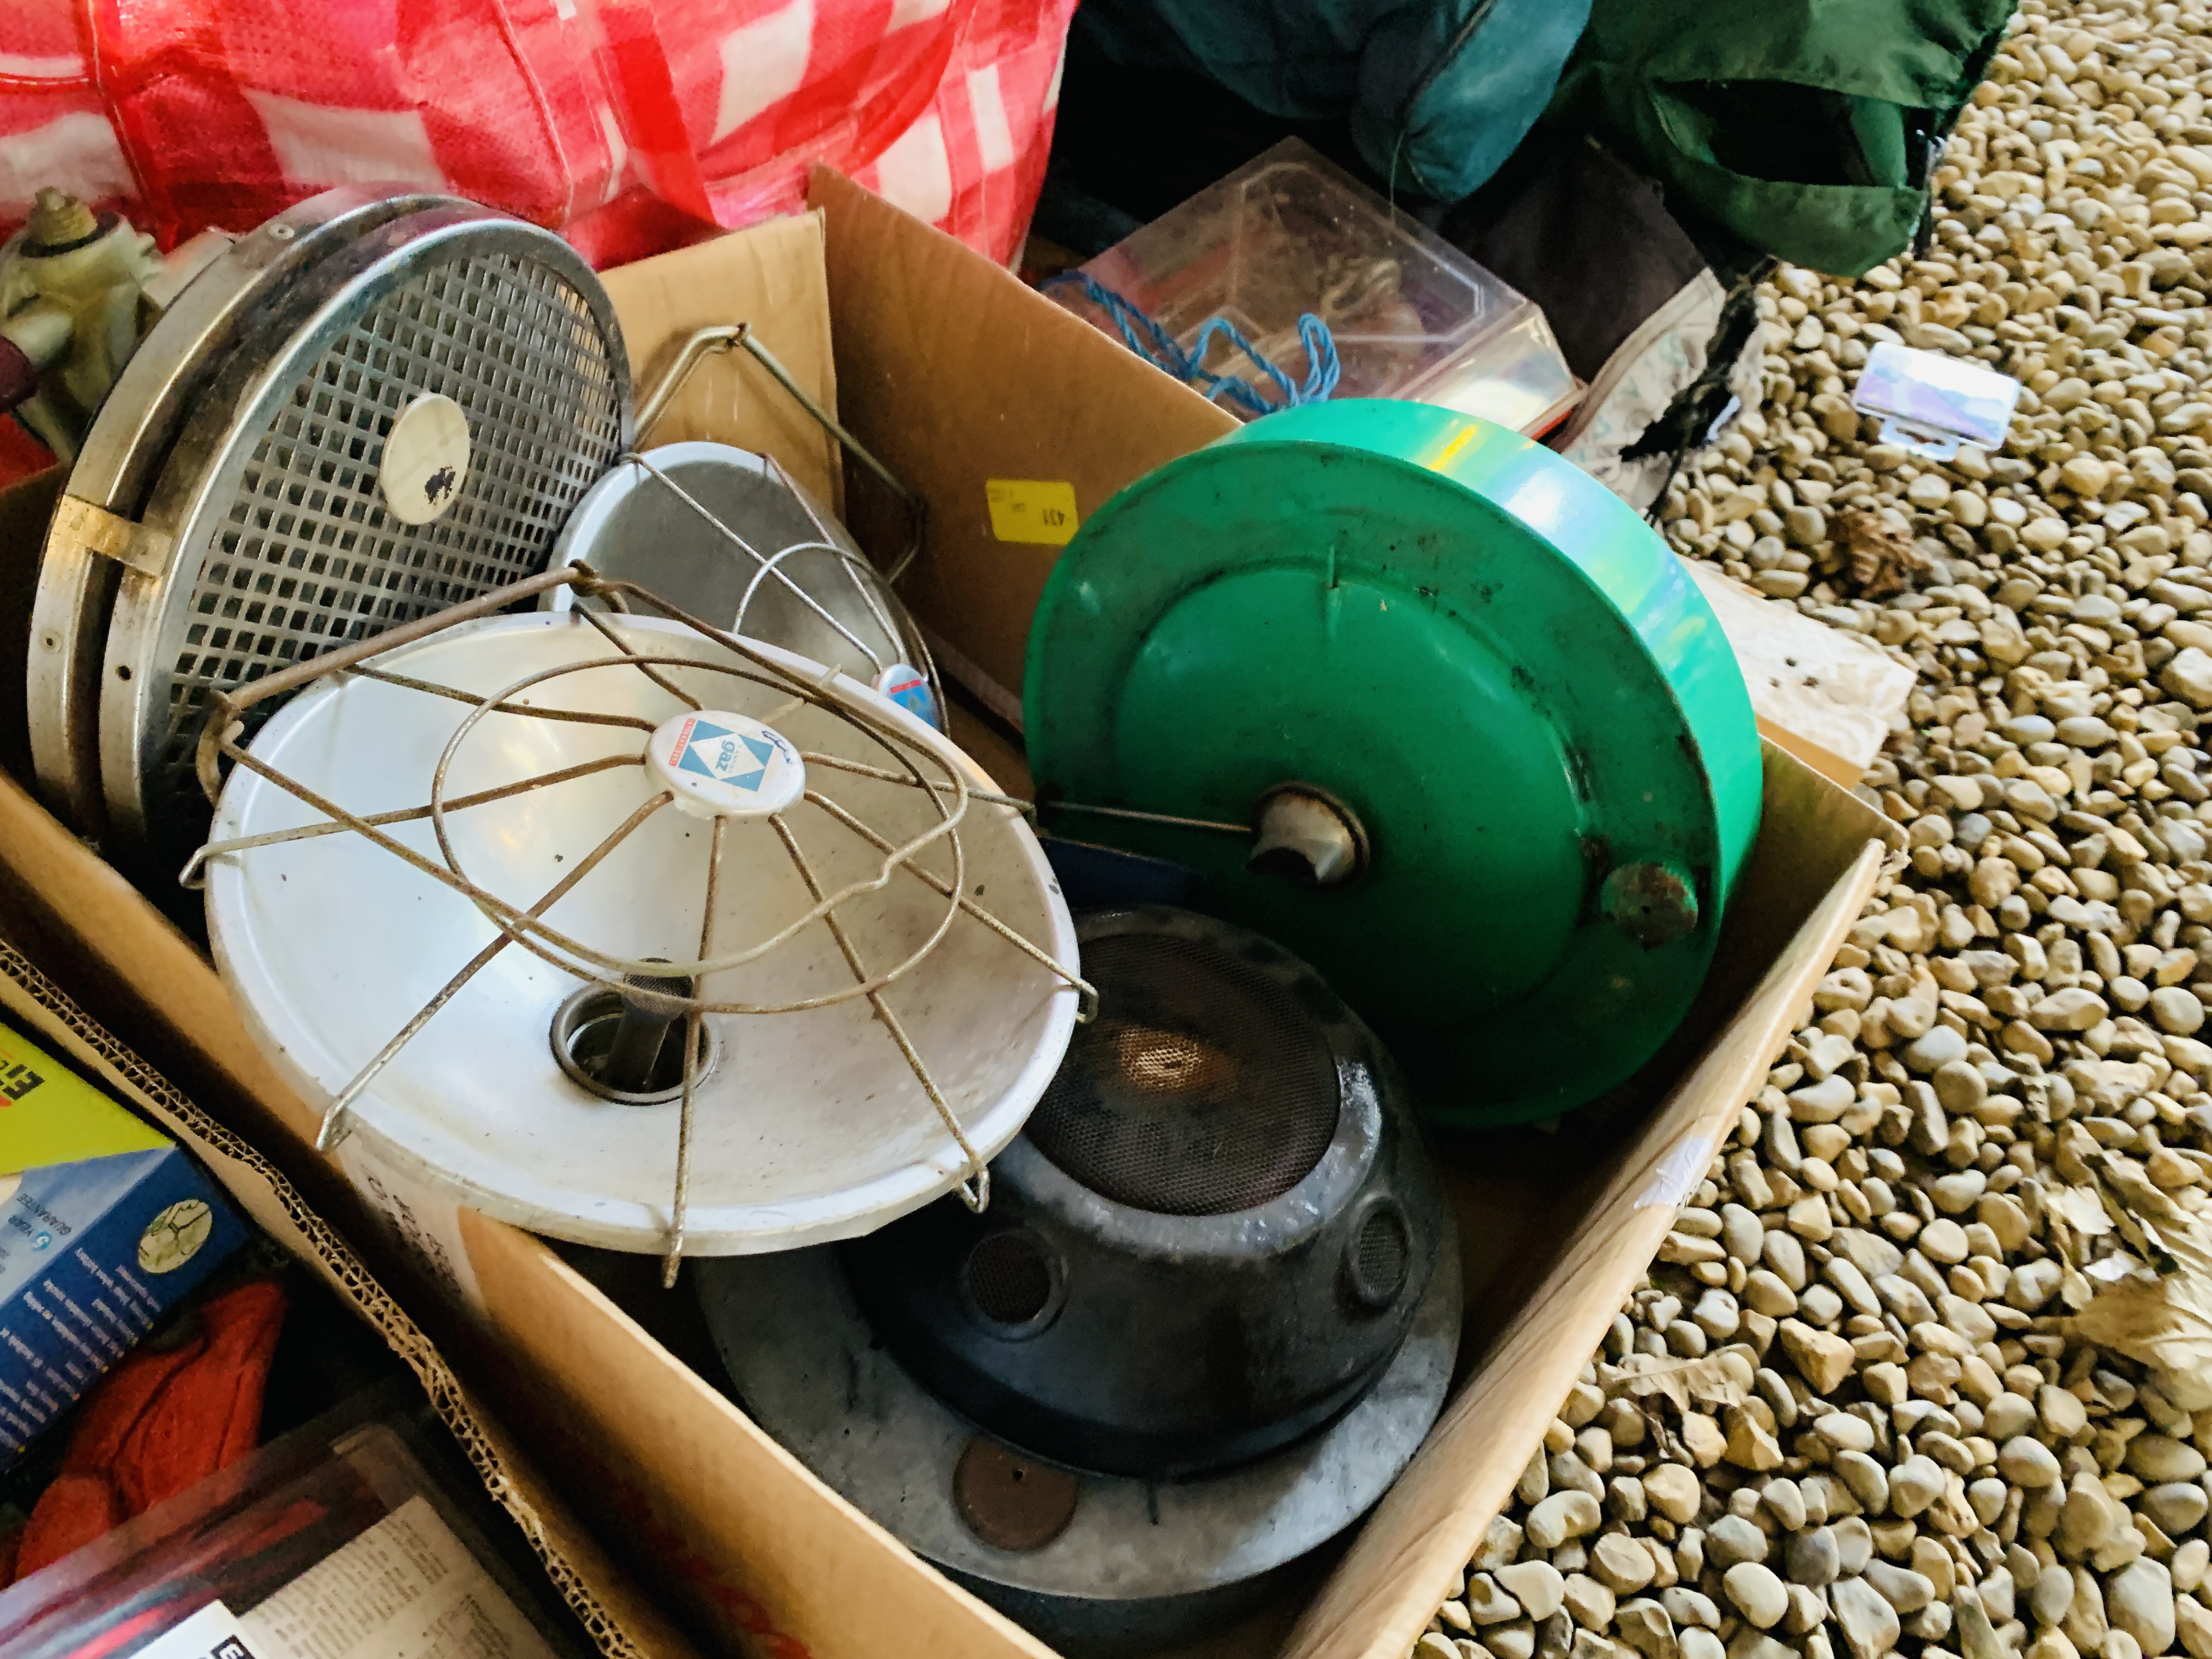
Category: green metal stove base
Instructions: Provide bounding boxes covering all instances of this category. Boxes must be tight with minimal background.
[1023,400,1761,1126]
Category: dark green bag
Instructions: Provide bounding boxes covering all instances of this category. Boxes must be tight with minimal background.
[1551,0,2017,277]
[1069,0,1595,205]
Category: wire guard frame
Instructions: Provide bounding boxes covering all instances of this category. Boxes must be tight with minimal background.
[185,564,1094,1284]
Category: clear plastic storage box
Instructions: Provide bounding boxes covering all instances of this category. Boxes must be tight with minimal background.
[1051,138,1580,433]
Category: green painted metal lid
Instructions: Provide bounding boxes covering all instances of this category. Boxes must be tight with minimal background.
[1023,400,1762,1126]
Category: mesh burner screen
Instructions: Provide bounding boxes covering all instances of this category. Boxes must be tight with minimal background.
[1355,1205,1409,1302]
[98,205,628,861]
[963,1232,1053,1325]
[1027,932,1339,1216]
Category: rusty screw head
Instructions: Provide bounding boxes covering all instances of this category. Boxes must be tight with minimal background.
[1600,861,1699,949]
[952,1437,1079,1551]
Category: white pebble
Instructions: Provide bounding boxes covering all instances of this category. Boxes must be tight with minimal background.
[1725,1564,1790,1630]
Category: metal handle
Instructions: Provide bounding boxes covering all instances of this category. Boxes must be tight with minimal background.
[634,323,928,583]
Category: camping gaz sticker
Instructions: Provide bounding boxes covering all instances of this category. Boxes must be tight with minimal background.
[873,662,939,727]
[649,710,805,820]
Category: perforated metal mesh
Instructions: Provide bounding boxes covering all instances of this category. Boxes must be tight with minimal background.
[963,1232,1054,1325]
[147,244,623,832]
[1353,1206,1409,1302]
[1028,931,1340,1216]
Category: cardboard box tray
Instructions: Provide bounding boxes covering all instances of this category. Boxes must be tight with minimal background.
[0,170,1893,1659]
[0,940,696,1659]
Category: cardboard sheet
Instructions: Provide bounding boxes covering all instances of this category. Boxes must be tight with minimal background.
[600,212,844,516]
[1680,556,1916,789]
[809,168,1242,706]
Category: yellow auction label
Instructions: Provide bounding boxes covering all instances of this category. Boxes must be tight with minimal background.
[985,479,1079,545]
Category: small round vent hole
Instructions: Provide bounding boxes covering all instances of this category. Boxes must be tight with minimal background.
[1348,1204,1410,1310]
[963,1232,1053,1326]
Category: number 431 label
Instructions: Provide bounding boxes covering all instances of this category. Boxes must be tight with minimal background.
[985,478,1079,546]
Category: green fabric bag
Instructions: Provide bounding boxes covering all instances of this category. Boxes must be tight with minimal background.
[1552,0,2018,276]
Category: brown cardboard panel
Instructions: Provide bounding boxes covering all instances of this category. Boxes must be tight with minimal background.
[808,167,1239,698]
[0,766,321,1151]
[1758,715,1868,792]
[599,211,843,514]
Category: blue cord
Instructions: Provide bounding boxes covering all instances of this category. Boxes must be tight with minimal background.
[1044,272,1340,418]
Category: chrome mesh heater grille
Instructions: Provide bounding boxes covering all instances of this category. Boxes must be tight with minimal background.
[160,254,619,764]
[121,225,627,857]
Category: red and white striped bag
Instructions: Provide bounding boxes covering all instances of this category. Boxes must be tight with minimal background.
[0,0,1073,269]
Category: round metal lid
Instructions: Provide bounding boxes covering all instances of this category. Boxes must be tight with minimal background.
[1023,400,1762,1126]
[27,187,452,838]
[695,1230,1458,1626]
[203,613,1081,1256]
[97,200,630,866]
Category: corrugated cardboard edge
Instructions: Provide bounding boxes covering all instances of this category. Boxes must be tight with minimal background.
[0,765,325,1149]
[1276,827,1888,1659]
[0,936,699,1659]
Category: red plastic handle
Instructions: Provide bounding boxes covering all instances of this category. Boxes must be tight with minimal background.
[0,335,38,416]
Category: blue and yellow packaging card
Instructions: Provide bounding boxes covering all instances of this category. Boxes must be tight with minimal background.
[0,1019,246,1463]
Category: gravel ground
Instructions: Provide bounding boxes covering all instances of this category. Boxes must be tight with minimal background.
[1416,6,2212,1659]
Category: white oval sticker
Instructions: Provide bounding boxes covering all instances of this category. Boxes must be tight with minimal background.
[379,393,471,525]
